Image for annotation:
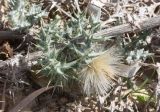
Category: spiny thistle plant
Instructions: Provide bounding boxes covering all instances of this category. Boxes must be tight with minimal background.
[36,13,105,84]
[123,32,153,64]
[36,10,132,96]
[8,0,47,30]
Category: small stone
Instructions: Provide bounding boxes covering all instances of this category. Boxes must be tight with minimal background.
[84,97,89,102]
[115,97,119,103]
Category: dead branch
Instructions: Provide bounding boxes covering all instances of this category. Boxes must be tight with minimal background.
[0,51,42,73]
[93,16,160,37]
[0,31,25,40]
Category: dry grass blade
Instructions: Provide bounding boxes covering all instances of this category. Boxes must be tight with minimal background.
[1,81,6,111]
[0,31,25,40]
[156,63,160,111]
[9,86,55,112]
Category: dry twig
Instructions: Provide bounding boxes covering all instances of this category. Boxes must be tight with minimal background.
[93,16,160,37]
